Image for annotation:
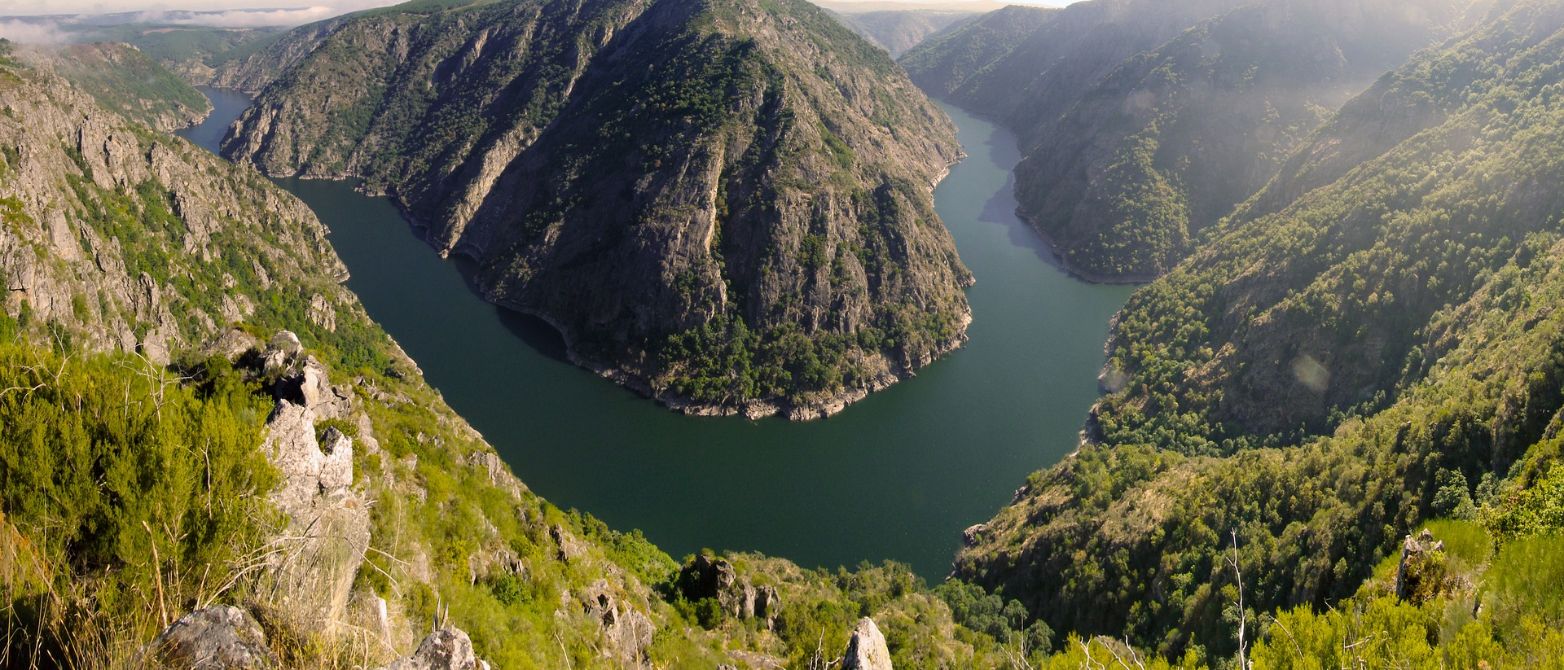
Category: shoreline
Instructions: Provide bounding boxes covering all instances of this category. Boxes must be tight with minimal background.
[1014,208,1161,286]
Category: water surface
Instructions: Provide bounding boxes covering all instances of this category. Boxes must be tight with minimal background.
[183,87,1135,579]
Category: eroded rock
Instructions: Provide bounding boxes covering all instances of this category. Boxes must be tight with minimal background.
[381,627,482,670]
[842,617,893,670]
[149,606,275,670]
[581,580,655,668]
[677,554,781,629]
[257,339,370,630]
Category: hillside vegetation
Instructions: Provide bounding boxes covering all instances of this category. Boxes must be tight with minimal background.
[47,42,210,131]
[956,0,1564,661]
[902,0,1478,280]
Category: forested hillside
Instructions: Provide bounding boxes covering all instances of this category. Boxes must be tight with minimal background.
[902,0,1477,280]
[218,0,975,421]
[47,42,210,132]
[956,0,1564,661]
[827,7,981,56]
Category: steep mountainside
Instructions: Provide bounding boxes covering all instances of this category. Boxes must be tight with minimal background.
[45,42,210,132]
[956,0,1564,657]
[827,7,980,56]
[220,0,971,420]
[903,0,1478,281]
[0,43,1045,669]
[898,5,1055,98]
[1011,0,1475,279]
[109,24,287,86]
[901,0,1251,142]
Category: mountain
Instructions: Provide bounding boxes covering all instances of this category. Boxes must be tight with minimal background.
[903,0,1477,280]
[827,7,983,56]
[218,0,972,421]
[954,0,1564,657]
[902,0,1251,139]
[108,24,287,85]
[46,42,211,132]
[898,5,1055,98]
[0,40,1043,668]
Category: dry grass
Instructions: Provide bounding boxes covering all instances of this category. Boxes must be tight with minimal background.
[1,508,383,669]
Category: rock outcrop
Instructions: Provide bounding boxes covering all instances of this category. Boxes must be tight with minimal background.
[842,617,893,670]
[677,554,782,629]
[255,332,370,630]
[221,0,972,420]
[379,627,483,670]
[149,606,276,670]
[581,580,657,667]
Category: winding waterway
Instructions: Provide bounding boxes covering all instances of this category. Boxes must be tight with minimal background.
[182,87,1135,579]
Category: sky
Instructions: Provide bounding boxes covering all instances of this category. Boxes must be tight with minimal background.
[2,0,1065,21]
[3,1,402,20]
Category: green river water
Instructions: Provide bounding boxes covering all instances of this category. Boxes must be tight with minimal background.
[182,87,1135,579]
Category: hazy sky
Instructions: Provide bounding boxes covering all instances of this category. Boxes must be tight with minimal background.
[4,0,1063,19]
[2,1,398,18]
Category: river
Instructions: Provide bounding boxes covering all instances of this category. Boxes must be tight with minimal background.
[181,87,1134,580]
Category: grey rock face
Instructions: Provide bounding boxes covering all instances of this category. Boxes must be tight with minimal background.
[382,627,480,670]
[677,554,781,629]
[0,52,346,362]
[257,334,369,629]
[581,580,655,669]
[842,617,893,670]
[150,606,276,670]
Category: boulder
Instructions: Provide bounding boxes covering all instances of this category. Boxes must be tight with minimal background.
[268,330,303,356]
[149,606,275,669]
[307,293,337,332]
[204,328,263,362]
[842,618,893,670]
[381,627,481,670]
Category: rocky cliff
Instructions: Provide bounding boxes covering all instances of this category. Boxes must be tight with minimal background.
[218,0,971,420]
[0,42,343,363]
